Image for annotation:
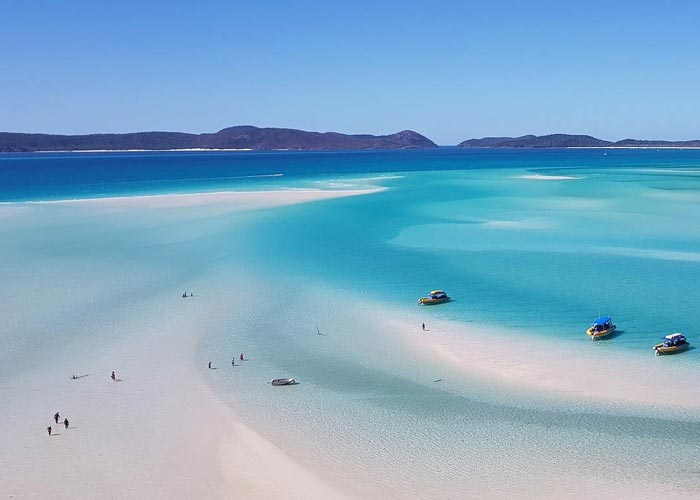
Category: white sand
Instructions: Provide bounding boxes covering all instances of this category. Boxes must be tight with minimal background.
[2,309,354,499]
[0,189,369,500]
[16,187,384,210]
[515,174,581,180]
[480,218,552,229]
[35,148,254,153]
[385,313,700,409]
[3,186,698,499]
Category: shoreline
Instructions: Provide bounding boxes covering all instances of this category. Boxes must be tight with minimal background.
[2,145,699,155]
[4,185,700,499]
[383,310,700,411]
[0,187,386,208]
[199,279,700,498]
[6,186,699,412]
[0,288,356,499]
[0,187,375,499]
[19,148,255,153]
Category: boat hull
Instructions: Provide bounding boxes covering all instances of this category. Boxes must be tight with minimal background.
[271,378,297,386]
[587,325,616,339]
[653,343,690,355]
[419,297,451,305]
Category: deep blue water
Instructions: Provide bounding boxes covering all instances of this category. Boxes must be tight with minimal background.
[4,147,700,201]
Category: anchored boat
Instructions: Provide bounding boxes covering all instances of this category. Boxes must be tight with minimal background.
[419,290,451,305]
[587,316,616,340]
[653,333,690,355]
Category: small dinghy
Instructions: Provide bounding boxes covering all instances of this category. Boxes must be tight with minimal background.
[270,378,297,386]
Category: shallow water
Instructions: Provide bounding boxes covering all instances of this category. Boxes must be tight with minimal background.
[3,149,700,498]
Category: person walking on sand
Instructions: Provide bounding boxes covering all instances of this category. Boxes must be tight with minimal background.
[47,426,52,436]
[208,361,212,369]
[54,411,60,424]
[231,357,235,366]
[422,323,425,331]
[111,371,116,381]
[240,353,244,362]
[63,418,69,429]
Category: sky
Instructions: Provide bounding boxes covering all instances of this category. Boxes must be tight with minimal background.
[1,0,699,144]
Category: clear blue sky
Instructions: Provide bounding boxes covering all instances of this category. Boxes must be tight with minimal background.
[2,0,699,144]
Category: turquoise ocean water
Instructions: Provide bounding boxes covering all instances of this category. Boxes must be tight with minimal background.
[4,149,698,351]
[3,148,700,498]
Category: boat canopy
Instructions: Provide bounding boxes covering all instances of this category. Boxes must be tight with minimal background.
[430,290,446,295]
[664,333,685,340]
[593,316,612,325]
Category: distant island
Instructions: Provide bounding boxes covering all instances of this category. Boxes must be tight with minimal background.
[4,128,700,152]
[458,134,700,148]
[0,126,437,152]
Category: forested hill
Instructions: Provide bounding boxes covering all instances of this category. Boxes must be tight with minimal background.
[458,134,700,148]
[0,126,438,152]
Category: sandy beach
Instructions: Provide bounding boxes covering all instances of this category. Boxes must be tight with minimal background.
[12,187,384,208]
[31,148,255,153]
[6,1,700,497]
[514,174,581,180]
[383,313,700,411]
[3,185,700,500]
[0,189,370,500]
[1,292,355,500]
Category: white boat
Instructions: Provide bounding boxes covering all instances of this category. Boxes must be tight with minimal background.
[270,378,297,386]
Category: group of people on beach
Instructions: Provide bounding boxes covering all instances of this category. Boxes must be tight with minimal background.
[182,291,194,298]
[208,353,245,369]
[50,371,118,435]
[47,411,70,436]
